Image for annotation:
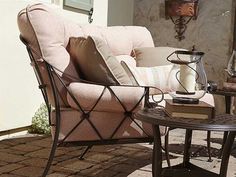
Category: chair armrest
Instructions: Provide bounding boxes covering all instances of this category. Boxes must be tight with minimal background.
[66,82,162,113]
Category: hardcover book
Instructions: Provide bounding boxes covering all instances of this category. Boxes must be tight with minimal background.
[227,77,236,83]
[164,99,215,119]
[223,82,236,92]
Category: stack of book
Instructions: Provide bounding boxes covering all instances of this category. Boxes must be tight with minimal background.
[223,77,236,92]
[164,99,215,119]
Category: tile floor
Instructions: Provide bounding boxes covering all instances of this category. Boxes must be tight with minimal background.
[0,129,236,177]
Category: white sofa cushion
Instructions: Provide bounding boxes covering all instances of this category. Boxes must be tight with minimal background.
[121,62,179,94]
[134,47,187,67]
[116,55,136,67]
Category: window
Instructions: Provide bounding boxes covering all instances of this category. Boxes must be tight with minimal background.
[63,0,94,12]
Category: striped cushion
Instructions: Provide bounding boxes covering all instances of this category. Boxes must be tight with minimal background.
[121,62,179,94]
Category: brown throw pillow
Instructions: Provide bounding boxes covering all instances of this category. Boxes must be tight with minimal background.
[67,36,132,85]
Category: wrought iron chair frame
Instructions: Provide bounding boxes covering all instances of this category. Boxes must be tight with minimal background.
[20,35,170,177]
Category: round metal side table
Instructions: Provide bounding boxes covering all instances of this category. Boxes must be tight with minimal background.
[135,108,236,177]
[209,89,236,158]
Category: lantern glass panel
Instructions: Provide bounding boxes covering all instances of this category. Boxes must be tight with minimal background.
[167,50,207,104]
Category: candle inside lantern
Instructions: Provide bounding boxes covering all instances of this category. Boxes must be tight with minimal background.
[178,63,196,93]
[167,49,206,104]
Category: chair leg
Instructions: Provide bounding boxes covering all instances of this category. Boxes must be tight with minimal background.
[42,106,61,177]
[207,131,212,162]
[42,137,59,177]
[79,145,92,160]
[164,130,171,167]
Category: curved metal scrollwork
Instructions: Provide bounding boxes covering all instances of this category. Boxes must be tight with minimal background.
[165,0,198,41]
[170,16,192,41]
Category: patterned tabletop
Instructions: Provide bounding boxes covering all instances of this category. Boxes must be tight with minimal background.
[135,108,236,131]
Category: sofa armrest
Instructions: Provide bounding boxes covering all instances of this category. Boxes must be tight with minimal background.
[67,82,158,113]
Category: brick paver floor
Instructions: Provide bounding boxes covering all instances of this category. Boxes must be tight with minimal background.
[0,129,236,177]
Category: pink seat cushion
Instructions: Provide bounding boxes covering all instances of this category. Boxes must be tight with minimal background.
[67,82,145,112]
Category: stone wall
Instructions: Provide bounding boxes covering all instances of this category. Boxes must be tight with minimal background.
[134,0,235,113]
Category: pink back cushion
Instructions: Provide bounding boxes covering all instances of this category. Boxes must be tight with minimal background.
[17,3,154,106]
[18,3,154,65]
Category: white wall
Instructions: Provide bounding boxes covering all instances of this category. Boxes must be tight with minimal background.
[0,0,134,132]
[0,0,109,131]
[0,0,43,131]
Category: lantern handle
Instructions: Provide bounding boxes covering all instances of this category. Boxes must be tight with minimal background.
[167,50,204,64]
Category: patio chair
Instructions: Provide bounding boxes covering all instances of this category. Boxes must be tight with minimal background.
[17,3,168,176]
[17,3,215,176]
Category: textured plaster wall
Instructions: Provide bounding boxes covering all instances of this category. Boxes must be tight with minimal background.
[108,0,134,26]
[134,0,235,113]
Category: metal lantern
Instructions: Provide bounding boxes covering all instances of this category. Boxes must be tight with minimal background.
[165,0,199,41]
[167,50,207,104]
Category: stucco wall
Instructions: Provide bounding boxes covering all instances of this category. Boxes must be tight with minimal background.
[134,0,235,113]
[108,0,134,26]
[0,0,109,131]
[0,0,43,131]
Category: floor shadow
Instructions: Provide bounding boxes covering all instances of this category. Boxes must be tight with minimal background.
[54,144,179,176]
[168,143,221,158]
[208,137,236,158]
[0,135,178,177]
[3,134,234,177]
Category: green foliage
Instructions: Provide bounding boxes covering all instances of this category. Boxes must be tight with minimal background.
[28,103,51,135]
